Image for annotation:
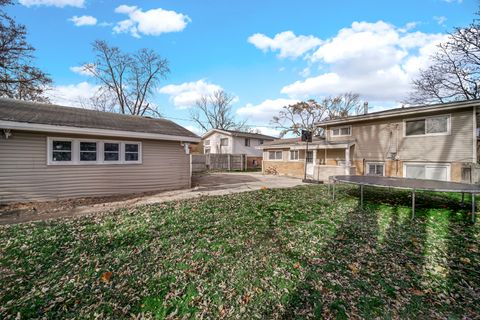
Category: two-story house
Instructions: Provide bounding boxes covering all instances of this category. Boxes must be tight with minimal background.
[259,100,479,183]
[201,129,276,168]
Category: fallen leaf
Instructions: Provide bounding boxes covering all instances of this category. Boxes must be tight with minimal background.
[293,262,301,269]
[349,263,359,274]
[100,271,113,283]
[459,257,471,264]
[411,288,424,296]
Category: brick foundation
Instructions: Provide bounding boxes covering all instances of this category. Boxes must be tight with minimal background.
[262,160,304,178]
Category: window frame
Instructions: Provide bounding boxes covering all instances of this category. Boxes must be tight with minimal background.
[331,125,352,137]
[403,114,451,137]
[49,138,74,165]
[47,137,142,165]
[366,161,385,176]
[268,150,283,161]
[204,139,210,146]
[79,140,99,163]
[245,138,251,147]
[289,150,300,161]
[220,138,229,146]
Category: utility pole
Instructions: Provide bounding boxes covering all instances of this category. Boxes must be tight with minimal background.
[301,130,312,182]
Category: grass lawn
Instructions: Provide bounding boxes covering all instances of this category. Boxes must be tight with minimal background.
[1,185,479,319]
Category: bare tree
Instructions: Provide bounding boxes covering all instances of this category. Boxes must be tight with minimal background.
[0,0,51,102]
[83,40,169,116]
[190,90,247,132]
[410,13,480,103]
[271,93,361,137]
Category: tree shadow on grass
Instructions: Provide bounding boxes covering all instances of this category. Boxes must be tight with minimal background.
[268,185,478,319]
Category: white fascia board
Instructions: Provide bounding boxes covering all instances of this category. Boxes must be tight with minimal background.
[0,120,201,143]
[316,102,477,127]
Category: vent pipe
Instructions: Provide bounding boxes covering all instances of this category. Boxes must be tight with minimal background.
[363,102,368,115]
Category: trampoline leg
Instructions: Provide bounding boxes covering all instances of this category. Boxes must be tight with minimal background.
[333,182,336,202]
[359,184,364,209]
[411,189,416,220]
[461,192,465,205]
[472,193,476,224]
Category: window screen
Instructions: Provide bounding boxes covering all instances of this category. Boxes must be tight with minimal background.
[80,142,97,161]
[104,143,119,161]
[405,119,425,136]
[52,141,72,162]
[367,163,384,176]
[426,116,448,134]
[125,143,139,161]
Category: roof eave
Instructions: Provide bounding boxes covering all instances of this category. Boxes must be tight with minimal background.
[0,120,201,143]
[316,100,479,127]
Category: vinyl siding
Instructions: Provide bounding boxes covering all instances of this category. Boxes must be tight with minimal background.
[327,109,474,163]
[0,131,190,203]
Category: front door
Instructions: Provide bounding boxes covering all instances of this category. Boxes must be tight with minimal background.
[306,151,314,177]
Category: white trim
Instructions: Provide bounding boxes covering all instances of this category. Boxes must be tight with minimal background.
[331,125,352,137]
[403,114,451,137]
[403,162,451,181]
[47,137,142,165]
[365,161,385,176]
[0,120,200,143]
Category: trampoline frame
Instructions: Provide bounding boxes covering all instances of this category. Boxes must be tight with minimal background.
[329,175,477,223]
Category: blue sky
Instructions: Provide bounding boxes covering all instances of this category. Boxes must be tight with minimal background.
[6,0,477,136]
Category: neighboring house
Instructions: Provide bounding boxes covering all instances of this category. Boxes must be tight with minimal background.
[0,98,200,203]
[259,100,479,183]
[202,129,276,168]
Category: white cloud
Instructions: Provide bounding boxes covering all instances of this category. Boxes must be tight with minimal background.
[433,16,447,26]
[48,82,99,107]
[159,80,223,108]
[69,15,97,26]
[442,0,462,3]
[248,31,322,59]
[250,126,281,138]
[113,5,190,38]
[19,0,84,7]
[236,98,299,123]
[281,21,447,102]
[69,64,95,76]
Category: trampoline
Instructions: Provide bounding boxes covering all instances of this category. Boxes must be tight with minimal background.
[330,175,480,223]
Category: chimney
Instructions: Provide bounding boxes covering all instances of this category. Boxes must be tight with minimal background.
[363,102,368,115]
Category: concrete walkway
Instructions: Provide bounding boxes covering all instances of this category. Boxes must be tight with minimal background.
[0,172,303,225]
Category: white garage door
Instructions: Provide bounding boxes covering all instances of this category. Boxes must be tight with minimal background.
[404,163,450,181]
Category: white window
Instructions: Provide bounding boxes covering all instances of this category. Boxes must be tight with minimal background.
[366,162,384,176]
[80,142,97,162]
[245,138,251,147]
[204,139,210,146]
[125,143,140,162]
[404,163,450,181]
[331,126,351,137]
[220,138,229,146]
[405,115,450,136]
[290,150,299,161]
[259,139,264,145]
[306,151,314,163]
[204,148,210,154]
[51,140,72,163]
[47,137,141,165]
[104,143,120,162]
[268,150,283,160]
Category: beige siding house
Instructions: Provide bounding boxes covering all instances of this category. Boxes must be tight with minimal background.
[259,100,479,183]
[0,98,200,203]
[202,129,276,168]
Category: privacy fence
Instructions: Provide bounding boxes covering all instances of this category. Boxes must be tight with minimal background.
[192,154,250,173]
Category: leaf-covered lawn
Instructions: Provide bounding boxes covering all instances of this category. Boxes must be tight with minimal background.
[1,185,479,319]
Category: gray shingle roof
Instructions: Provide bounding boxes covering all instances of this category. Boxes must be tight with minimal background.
[222,129,277,140]
[0,98,199,139]
[260,137,353,148]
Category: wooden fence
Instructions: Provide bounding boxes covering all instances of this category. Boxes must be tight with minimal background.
[191,154,247,173]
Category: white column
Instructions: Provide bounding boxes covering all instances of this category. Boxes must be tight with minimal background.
[345,146,350,175]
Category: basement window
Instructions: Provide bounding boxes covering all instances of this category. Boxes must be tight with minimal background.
[366,162,384,176]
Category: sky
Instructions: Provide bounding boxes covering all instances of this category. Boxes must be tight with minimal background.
[5,0,477,137]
